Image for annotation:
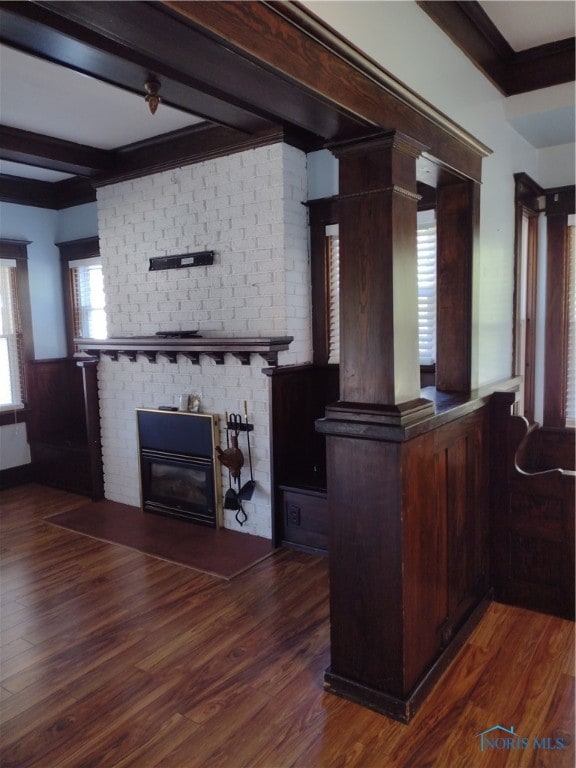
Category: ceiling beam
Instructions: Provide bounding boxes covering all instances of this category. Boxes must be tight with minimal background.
[0,125,112,176]
[0,174,96,210]
[417,1,575,96]
[0,0,494,196]
[0,1,276,136]
[1,1,490,178]
[0,123,309,206]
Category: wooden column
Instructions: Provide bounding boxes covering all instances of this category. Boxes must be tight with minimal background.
[319,132,490,722]
[77,358,104,500]
[436,180,478,392]
[329,131,433,422]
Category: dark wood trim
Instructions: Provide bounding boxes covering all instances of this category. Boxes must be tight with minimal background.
[490,392,575,619]
[0,238,31,249]
[543,213,570,427]
[0,125,112,176]
[512,174,543,423]
[543,185,575,427]
[506,38,576,96]
[57,236,100,259]
[0,407,30,427]
[322,388,495,720]
[325,592,491,723]
[435,180,476,392]
[164,0,489,178]
[93,124,308,187]
[0,125,307,207]
[546,185,576,218]
[0,464,34,490]
[307,197,340,366]
[514,172,545,212]
[53,177,97,209]
[77,358,104,500]
[416,1,510,94]
[0,174,96,209]
[75,335,294,368]
[0,175,56,209]
[0,1,489,178]
[417,1,575,96]
[265,363,339,547]
[0,1,275,135]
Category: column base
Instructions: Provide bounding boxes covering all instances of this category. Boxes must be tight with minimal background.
[324,591,492,724]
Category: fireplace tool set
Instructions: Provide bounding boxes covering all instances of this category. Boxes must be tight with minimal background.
[216,402,255,526]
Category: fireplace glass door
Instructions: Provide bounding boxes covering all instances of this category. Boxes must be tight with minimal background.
[141,449,217,526]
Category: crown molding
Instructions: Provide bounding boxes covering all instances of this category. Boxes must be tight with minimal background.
[0,123,308,208]
[417,1,575,96]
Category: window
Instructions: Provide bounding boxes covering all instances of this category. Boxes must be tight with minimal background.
[69,257,108,341]
[58,237,107,356]
[0,241,33,412]
[0,260,24,407]
[417,210,437,366]
[316,216,437,367]
[325,224,340,365]
[512,174,542,423]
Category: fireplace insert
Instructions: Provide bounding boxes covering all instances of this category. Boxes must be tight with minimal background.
[137,409,221,527]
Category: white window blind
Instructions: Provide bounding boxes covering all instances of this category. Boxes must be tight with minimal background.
[324,216,437,367]
[566,220,575,426]
[69,259,107,340]
[326,224,340,365]
[0,259,24,407]
[417,211,437,366]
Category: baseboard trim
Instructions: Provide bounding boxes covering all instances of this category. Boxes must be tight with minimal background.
[324,591,493,723]
[0,463,34,491]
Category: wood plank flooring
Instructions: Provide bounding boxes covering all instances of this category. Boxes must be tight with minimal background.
[1,484,574,768]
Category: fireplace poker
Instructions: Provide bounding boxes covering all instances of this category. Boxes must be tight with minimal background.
[221,411,240,511]
[239,401,256,501]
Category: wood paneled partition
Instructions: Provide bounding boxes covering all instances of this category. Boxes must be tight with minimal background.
[312,129,490,722]
[26,357,103,499]
[318,391,494,722]
[491,392,575,620]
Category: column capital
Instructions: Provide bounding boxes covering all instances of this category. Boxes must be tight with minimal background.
[328,130,429,160]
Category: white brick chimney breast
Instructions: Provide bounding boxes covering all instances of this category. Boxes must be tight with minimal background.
[95,143,311,538]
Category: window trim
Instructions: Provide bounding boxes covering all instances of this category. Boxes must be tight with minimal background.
[57,236,101,357]
[543,186,575,427]
[0,239,34,420]
[308,197,339,366]
[308,196,440,376]
[512,173,544,423]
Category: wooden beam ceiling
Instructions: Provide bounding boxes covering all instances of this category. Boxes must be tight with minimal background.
[417,1,575,96]
[0,0,494,210]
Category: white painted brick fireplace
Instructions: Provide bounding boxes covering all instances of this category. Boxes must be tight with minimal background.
[95,142,311,538]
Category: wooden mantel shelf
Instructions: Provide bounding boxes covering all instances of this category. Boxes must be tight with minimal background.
[74,335,294,366]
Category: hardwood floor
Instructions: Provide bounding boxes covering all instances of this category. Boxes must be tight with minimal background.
[1,484,574,767]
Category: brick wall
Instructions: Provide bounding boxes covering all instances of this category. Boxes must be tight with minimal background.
[95,143,310,538]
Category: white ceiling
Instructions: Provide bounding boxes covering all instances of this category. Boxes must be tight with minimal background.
[0,44,203,182]
[479,0,575,51]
